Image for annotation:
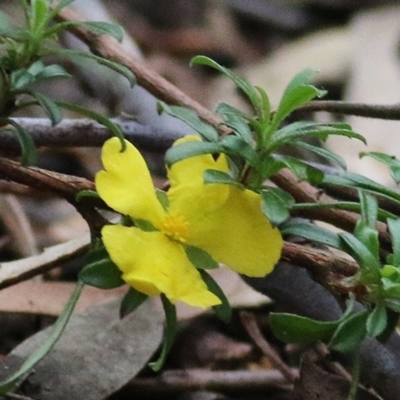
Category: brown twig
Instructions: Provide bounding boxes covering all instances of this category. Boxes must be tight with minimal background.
[298,100,400,120]
[0,117,182,156]
[57,7,223,130]
[127,368,292,394]
[240,311,298,384]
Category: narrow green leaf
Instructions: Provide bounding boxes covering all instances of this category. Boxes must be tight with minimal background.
[281,220,341,249]
[37,64,71,80]
[80,21,124,42]
[120,287,148,318]
[271,86,321,131]
[30,0,49,32]
[79,259,124,289]
[6,120,37,165]
[165,141,223,166]
[203,169,244,188]
[359,191,378,229]
[156,189,169,211]
[255,86,271,123]
[11,69,35,90]
[0,281,84,394]
[366,305,387,338]
[191,56,262,115]
[361,152,400,184]
[388,218,400,266]
[329,311,369,352]
[269,312,338,344]
[29,91,62,125]
[159,102,218,141]
[279,156,324,185]
[260,189,291,226]
[295,141,347,170]
[56,101,126,151]
[185,245,218,269]
[57,49,135,87]
[149,294,177,372]
[199,270,232,323]
[322,171,400,203]
[216,103,254,145]
[339,232,380,282]
[220,135,259,167]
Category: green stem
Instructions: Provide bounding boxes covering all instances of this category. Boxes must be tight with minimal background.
[347,350,361,400]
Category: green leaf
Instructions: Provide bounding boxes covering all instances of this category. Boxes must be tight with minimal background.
[56,101,126,151]
[216,103,254,145]
[388,218,400,266]
[281,220,341,249]
[79,259,124,289]
[120,287,148,318]
[6,120,37,165]
[191,55,262,115]
[29,91,62,125]
[158,102,218,141]
[322,171,400,204]
[200,270,231,323]
[37,64,71,80]
[80,21,125,42]
[255,86,271,123]
[56,49,135,87]
[30,0,49,32]
[156,189,169,211]
[269,312,339,344]
[361,152,400,184]
[220,135,259,167]
[329,311,369,352]
[354,192,379,260]
[294,141,347,170]
[75,190,100,202]
[384,298,400,313]
[165,140,223,165]
[46,0,78,22]
[366,304,387,338]
[339,232,380,282]
[270,69,325,131]
[11,69,35,90]
[185,245,218,269]
[279,156,324,185]
[203,169,244,188]
[270,126,365,152]
[260,188,292,226]
[149,294,177,372]
[0,281,84,394]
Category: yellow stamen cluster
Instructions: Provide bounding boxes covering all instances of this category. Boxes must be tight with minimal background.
[161,214,189,243]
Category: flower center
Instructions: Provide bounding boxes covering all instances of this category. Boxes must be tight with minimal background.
[161,214,189,243]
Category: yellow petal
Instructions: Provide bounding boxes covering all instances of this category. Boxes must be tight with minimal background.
[102,224,221,308]
[186,186,283,277]
[167,135,230,218]
[95,138,164,228]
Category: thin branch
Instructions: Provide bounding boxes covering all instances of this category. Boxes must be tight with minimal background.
[299,100,400,120]
[56,7,223,130]
[127,369,293,394]
[0,234,90,290]
[240,311,299,383]
[0,117,182,156]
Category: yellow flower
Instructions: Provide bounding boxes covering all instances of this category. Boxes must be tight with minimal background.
[95,136,283,308]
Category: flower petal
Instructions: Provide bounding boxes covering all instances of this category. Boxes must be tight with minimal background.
[186,186,283,277]
[96,138,164,227]
[102,224,221,308]
[167,135,230,219]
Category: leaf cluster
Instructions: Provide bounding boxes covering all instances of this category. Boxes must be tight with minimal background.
[161,56,364,226]
[0,0,135,163]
